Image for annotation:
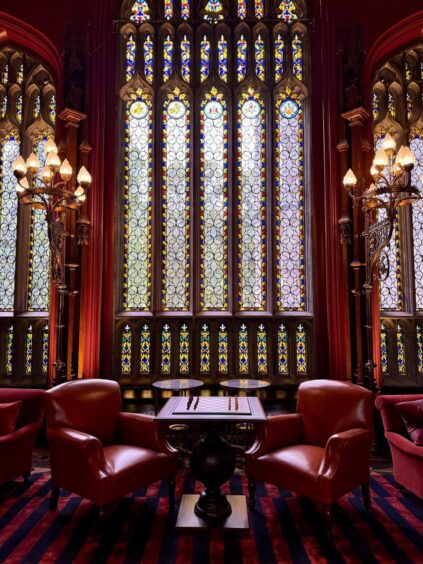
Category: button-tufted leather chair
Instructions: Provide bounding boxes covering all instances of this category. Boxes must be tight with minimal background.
[246,380,373,534]
[44,379,178,519]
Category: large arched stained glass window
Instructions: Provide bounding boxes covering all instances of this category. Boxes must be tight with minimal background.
[117,0,311,383]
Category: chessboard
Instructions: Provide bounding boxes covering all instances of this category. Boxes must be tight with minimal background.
[173,396,252,416]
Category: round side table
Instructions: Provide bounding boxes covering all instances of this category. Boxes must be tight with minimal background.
[219,378,271,398]
[153,378,204,415]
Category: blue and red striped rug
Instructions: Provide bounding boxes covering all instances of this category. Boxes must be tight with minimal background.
[0,472,423,563]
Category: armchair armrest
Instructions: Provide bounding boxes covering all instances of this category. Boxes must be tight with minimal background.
[47,427,110,480]
[0,422,41,448]
[246,414,303,459]
[318,428,372,481]
[117,413,177,457]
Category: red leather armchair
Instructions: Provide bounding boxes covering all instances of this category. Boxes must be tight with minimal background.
[0,388,45,485]
[44,379,178,516]
[376,394,423,499]
[246,380,373,520]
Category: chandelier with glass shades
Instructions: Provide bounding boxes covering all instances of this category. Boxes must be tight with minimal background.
[13,140,92,384]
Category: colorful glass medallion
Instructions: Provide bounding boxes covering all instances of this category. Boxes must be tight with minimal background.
[239,324,249,373]
[181,36,191,83]
[397,325,405,374]
[126,34,136,82]
[121,325,132,374]
[255,0,264,18]
[161,325,171,373]
[278,324,288,373]
[49,94,56,124]
[292,34,303,81]
[130,0,151,23]
[140,325,151,374]
[6,326,13,374]
[218,36,228,83]
[279,98,299,119]
[275,34,285,82]
[144,35,154,84]
[242,99,261,119]
[42,325,49,375]
[203,0,224,20]
[200,36,211,83]
[296,324,307,373]
[167,99,186,119]
[380,324,388,374]
[238,0,246,19]
[237,36,247,83]
[255,35,265,82]
[181,0,190,19]
[123,94,153,311]
[163,36,174,82]
[204,99,223,120]
[179,324,190,373]
[33,95,40,119]
[277,0,298,22]
[257,324,268,374]
[164,0,173,19]
[16,94,22,123]
[200,324,211,373]
[25,326,33,375]
[417,326,423,373]
[218,324,229,374]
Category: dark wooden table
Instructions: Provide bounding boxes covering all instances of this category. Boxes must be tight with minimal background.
[219,378,271,396]
[156,396,267,530]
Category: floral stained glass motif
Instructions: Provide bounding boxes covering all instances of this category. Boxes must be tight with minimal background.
[49,94,56,124]
[380,323,388,374]
[179,324,189,373]
[203,0,224,20]
[17,64,24,85]
[163,36,174,82]
[278,324,288,373]
[417,325,423,373]
[407,92,413,122]
[42,324,49,375]
[130,0,151,23]
[397,325,405,374]
[121,325,132,374]
[0,134,20,311]
[0,95,6,118]
[276,94,305,311]
[238,0,247,19]
[218,324,228,374]
[296,324,307,373]
[239,324,249,374]
[275,35,285,83]
[237,90,267,311]
[161,325,171,374]
[140,325,150,374]
[200,36,211,83]
[200,90,228,311]
[411,135,423,310]
[372,92,380,121]
[255,35,265,82]
[25,326,33,375]
[123,94,153,311]
[257,324,268,374]
[144,35,154,84]
[33,95,40,120]
[181,36,191,83]
[28,136,51,312]
[2,65,8,84]
[255,0,264,18]
[237,36,248,83]
[16,94,22,123]
[388,93,395,117]
[161,91,191,311]
[200,324,211,373]
[218,36,228,83]
[126,34,136,82]
[181,0,190,19]
[164,0,173,19]
[292,34,303,81]
[277,0,298,22]
[6,326,13,374]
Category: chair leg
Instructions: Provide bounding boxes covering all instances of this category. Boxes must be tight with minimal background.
[248,478,256,510]
[22,471,30,482]
[49,485,60,511]
[169,477,176,509]
[362,481,371,509]
[324,505,333,543]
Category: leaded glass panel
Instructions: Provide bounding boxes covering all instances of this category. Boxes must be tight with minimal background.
[239,324,249,373]
[411,134,423,310]
[200,36,211,83]
[126,34,136,82]
[274,35,285,83]
[200,324,211,373]
[144,35,154,84]
[140,324,150,373]
[161,324,172,373]
[380,323,388,374]
[25,325,33,375]
[217,36,228,83]
[6,325,13,374]
[130,0,151,23]
[296,324,307,373]
[257,324,267,373]
[278,324,288,373]
[181,36,191,83]
[237,36,247,83]
[42,324,49,375]
[255,35,265,82]
[121,324,132,373]
[397,325,405,374]
[163,36,174,82]
[179,324,189,373]
[277,0,298,22]
[218,324,228,374]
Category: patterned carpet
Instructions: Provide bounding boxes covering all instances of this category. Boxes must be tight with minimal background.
[0,472,423,563]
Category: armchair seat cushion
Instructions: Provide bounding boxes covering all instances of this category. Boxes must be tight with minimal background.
[104,445,172,484]
[258,445,324,483]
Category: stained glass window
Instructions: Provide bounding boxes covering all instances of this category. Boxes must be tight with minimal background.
[257,324,267,373]
[126,34,136,82]
[255,35,265,82]
[239,324,249,373]
[164,0,173,19]
[203,0,224,20]
[397,325,405,375]
[237,36,248,83]
[237,89,267,311]
[161,324,172,373]
[237,0,247,19]
[417,325,423,374]
[0,134,20,311]
[42,324,49,375]
[218,36,228,83]
[16,94,22,123]
[181,36,191,83]
[130,0,151,23]
[411,134,423,310]
[6,325,13,374]
[388,92,395,117]
[181,0,190,19]
[372,92,379,122]
[123,93,153,311]
[277,0,298,22]
[33,95,40,119]
[278,324,288,373]
[121,324,132,373]
[140,324,150,373]
[200,324,211,373]
[200,89,228,311]
[161,90,191,311]
[17,64,24,85]
[0,95,6,119]
[296,324,307,373]
[2,64,8,84]
[276,94,305,311]
[200,36,211,83]
[179,324,190,373]
[275,34,285,83]
[255,0,264,18]
[380,323,388,375]
[218,324,228,374]
[48,94,56,124]
[163,36,174,82]
[25,325,33,375]
[292,34,303,81]
[144,35,154,84]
